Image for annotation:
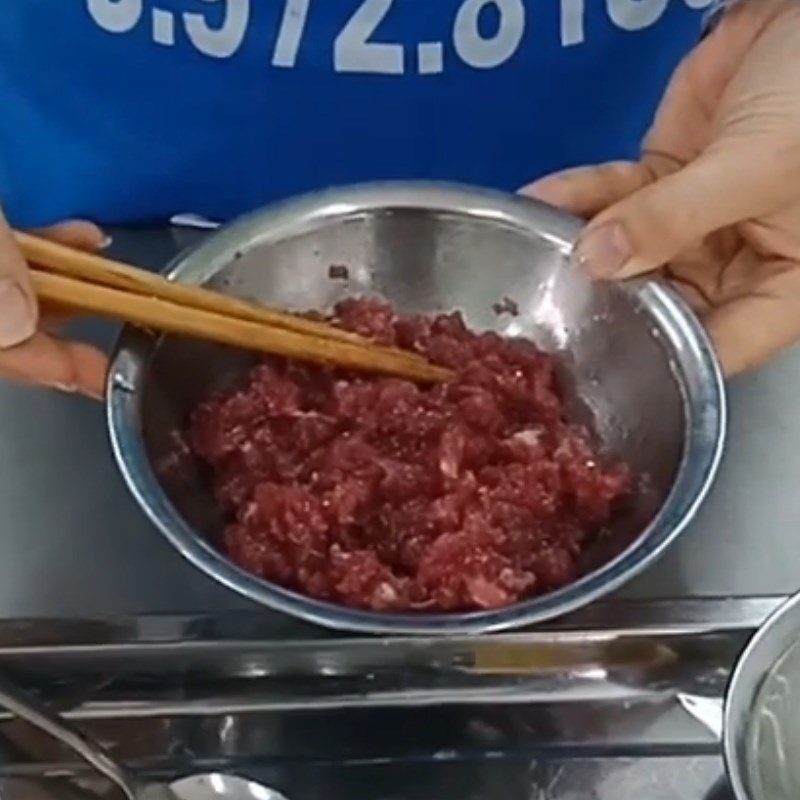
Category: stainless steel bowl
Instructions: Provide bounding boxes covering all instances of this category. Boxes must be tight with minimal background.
[725,590,800,800]
[107,182,726,634]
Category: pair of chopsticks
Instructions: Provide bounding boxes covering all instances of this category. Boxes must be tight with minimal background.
[15,232,453,384]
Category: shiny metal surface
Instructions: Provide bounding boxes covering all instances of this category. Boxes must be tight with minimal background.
[108,182,726,634]
[0,598,763,800]
[0,617,750,784]
[0,757,732,800]
[0,597,769,725]
[0,614,743,798]
[724,591,800,800]
[0,672,284,800]
[0,674,139,799]
[170,775,288,800]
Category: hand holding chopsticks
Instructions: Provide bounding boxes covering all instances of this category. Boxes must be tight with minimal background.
[15,232,453,384]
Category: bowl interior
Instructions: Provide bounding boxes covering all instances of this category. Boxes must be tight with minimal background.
[138,203,684,587]
[724,591,800,800]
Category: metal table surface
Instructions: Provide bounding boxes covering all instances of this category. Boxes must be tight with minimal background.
[0,225,797,621]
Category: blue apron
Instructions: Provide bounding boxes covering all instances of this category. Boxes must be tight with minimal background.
[0,0,709,227]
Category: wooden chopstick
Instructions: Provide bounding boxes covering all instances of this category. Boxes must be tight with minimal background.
[17,233,453,383]
[15,231,398,350]
[31,270,453,383]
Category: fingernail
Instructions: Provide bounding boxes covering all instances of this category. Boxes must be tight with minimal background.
[52,382,77,395]
[0,279,36,347]
[574,222,632,279]
[100,235,113,250]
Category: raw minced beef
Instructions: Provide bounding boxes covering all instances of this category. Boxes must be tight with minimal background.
[186,297,632,613]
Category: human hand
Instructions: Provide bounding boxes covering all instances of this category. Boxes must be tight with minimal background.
[524,0,800,375]
[0,212,108,398]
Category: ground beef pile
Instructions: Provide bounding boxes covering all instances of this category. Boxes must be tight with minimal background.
[186,297,632,613]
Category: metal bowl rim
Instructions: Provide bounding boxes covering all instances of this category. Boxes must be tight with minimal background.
[107,181,726,635]
[723,589,800,800]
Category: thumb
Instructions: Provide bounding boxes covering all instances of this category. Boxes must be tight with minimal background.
[0,217,109,349]
[0,213,37,348]
[575,144,793,280]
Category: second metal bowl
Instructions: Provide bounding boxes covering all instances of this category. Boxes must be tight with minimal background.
[107,182,726,634]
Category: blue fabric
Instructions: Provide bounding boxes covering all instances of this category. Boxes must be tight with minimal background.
[0,1,708,227]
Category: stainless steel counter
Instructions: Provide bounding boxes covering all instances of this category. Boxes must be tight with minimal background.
[0,225,797,621]
[0,596,766,798]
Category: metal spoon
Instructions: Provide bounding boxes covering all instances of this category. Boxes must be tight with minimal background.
[169,774,287,800]
[0,674,287,800]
